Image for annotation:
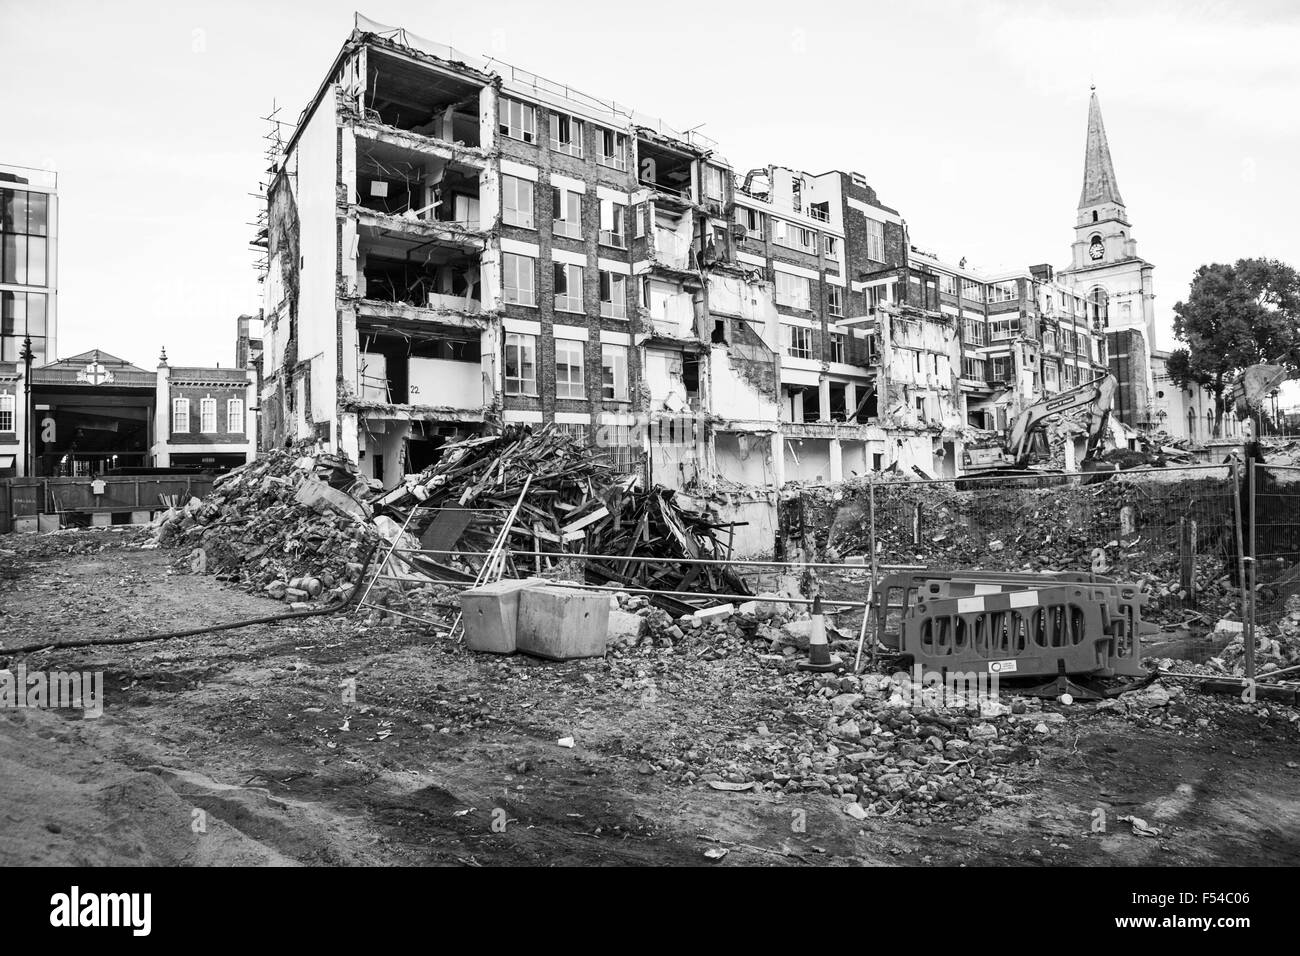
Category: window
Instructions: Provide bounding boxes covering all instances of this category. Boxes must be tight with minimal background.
[171,398,190,433]
[501,175,534,229]
[597,128,627,170]
[865,217,884,261]
[830,332,845,363]
[1044,363,1060,389]
[703,165,725,201]
[200,397,217,432]
[549,112,583,156]
[989,281,1018,303]
[552,187,582,239]
[0,393,13,432]
[599,271,626,319]
[1,189,49,287]
[554,422,588,445]
[599,199,626,248]
[1042,328,1058,352]
[553,262,584,313]
[0,290,48,364]
[226,398,244,433]
[868,284,892,311]
[962,317,987,346]
[1061,328,1077,355]
[824,235,839,257]
[961,356,986,381]
[961,279,984,302]
[773,220,816,253]
[785,324,813,359]
[601,344,629,401]
[989,356,1014,383]
[633,204,644,238]
[989,317,1019,341]
[774,272,811,310]
[827,285,844,318]
[497,97,536,143]
[504,333,537,395]
[502,253,536,306]
[555,339,586,398]
[939,273,957,296]
[734,206,764,241]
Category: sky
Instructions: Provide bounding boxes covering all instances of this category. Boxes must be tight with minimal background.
[3,0,1298,390]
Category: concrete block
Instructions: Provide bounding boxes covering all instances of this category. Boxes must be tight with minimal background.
[458,577,543,654]
[13,515,38,534]
[91,512,112,528]
[607,608,645,645]
[38,514,61,533]
[294,477,368,520]
[130,510,151,525]
[516,585,610,660]
[694,603,734,623]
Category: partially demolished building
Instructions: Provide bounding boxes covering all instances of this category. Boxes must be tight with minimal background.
[256,17,1106,539]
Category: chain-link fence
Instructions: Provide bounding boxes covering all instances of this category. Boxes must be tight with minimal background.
[1253,464,1300,634]
[781,466,1245,666]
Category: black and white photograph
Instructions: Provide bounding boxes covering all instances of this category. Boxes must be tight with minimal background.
[0,0,1296,922]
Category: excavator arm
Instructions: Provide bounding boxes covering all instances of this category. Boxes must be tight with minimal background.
[1004,373,1118,467]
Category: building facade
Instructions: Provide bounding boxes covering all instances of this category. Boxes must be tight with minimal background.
[261,20,1191,534]
[1057,89,1157,430]
[0,163,58,477]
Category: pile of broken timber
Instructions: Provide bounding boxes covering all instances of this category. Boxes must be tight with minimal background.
[374,424,749,609]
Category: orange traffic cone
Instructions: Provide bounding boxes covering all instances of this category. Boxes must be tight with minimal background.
[798,595,842,672]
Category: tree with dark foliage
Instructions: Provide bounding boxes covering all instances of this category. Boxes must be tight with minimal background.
[1167,258,1300,437]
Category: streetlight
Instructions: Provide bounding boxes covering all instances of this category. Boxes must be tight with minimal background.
[19,330,33,476]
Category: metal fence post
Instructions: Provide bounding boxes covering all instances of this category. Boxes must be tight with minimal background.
[1230,457,1252,681]
[1246,455,1257,681]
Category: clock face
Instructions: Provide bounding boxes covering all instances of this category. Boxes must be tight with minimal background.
[1089,237,1104,261]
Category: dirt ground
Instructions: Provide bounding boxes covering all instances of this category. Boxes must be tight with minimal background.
[1,529,1298,867]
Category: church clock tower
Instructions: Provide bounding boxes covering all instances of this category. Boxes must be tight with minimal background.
[1059,87,1157,428]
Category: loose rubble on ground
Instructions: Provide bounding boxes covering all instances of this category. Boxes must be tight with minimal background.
[133,425,1300,824]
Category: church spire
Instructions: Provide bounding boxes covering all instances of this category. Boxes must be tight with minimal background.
[1079,88,1124,209]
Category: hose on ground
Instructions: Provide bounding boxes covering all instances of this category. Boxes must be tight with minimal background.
[0,543,381,658]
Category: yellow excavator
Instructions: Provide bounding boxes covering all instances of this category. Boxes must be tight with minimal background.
[962,373,1121,478]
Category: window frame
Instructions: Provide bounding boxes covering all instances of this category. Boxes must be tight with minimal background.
[548,112,584,157]
[200,397,217,433]
[0,393,14,433]
[172,397,191,434]
[502,253,536,307]
[827,285,844,318]
[501,175,535,229]
[785,324,813,359]
[226,398,244,434]
[553,262,585,314]
[497,97,536,143]
[599,271,627,319]
[552,187,582,239]
[597,128,628,170]
[865,217,884,261]
[504,332,538,396]
[554,338,586,399]
[600,344,629,401]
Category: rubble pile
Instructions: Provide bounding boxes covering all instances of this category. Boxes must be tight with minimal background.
[593,592,1206,821]
[1212,593,1300,676]
[377,424,749,601]
[794,474,1242,627]
[153,445,380,606]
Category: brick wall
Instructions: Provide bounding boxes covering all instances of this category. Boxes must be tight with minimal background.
[167,382,248,444]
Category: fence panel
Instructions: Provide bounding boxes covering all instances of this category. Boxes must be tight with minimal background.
[785,466,1243,665]
[1253,464,1300,640]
